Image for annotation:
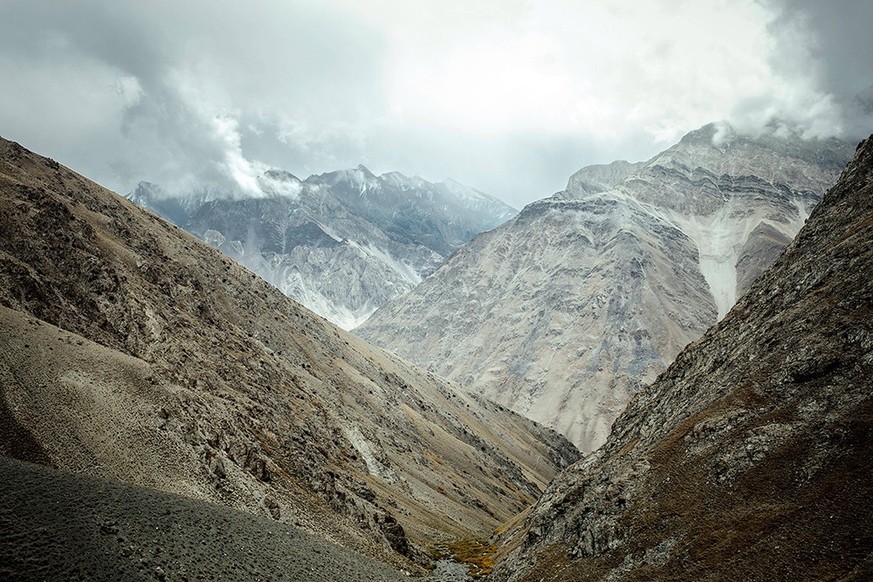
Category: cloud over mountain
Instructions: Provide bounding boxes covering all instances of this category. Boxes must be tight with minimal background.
[1,0,870,207]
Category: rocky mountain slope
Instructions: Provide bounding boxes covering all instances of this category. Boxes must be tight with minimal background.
[0,136,576,572]
[357,124,853,452]
[493,133,873,580]
[130,166,515,330]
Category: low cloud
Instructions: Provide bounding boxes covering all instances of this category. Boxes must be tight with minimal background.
[1,0,871,207]
[725,0,873,141]
[0,0,385,198]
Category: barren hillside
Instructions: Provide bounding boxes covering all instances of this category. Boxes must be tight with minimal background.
[0,136,577,572]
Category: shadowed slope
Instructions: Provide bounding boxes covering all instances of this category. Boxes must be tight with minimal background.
[0,456,407,581]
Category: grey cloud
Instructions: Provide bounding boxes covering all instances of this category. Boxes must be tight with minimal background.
[0,0,668,205]
[2,1,871,208]
[0,0,387,197]
[763,0,873,138]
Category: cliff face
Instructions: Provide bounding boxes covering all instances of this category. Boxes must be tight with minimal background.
[493,134,873,581]
[358,124,852,452]
[0,136,575,571]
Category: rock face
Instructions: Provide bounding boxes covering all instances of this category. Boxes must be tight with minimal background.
[357,124,853,452]
[129,166,516,330]
[493,133,873,581]
[0,136,576,571]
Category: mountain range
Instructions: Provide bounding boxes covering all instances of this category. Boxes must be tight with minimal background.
[129,165,516,329]
[1,128,871,580]
[0,136,573,573]
[357,123,854,452]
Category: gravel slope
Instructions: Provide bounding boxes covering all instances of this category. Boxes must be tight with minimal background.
[0,455,409,581]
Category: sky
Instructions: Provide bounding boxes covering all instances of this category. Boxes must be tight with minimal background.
[1,0,871,208]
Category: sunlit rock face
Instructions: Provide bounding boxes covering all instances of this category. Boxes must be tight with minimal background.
[130,167,516,330]
[357,123,853,453]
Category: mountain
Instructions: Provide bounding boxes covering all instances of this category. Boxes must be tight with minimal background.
[308,166,517,256]
[0,136,576,571]
[492,133,873,581]
[356,123,853,452]
[129,166,516,329]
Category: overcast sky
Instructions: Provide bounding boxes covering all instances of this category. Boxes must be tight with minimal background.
[1,0,871,207]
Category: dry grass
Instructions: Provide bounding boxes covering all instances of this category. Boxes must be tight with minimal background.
[434,538,498,578]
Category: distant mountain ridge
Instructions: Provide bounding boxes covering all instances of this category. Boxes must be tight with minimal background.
[129,165,516,329]
[357,123,854,452]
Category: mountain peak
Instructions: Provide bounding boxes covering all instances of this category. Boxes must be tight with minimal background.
[262,168,301,183]
[354,163,376,178]
[564,159,645,198]
[257,169,303,198]
[129,180,164,201]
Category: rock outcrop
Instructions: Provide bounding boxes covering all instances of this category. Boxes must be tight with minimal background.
[0,136,574,571]
[357,123,853,452]
[493,133,873,580]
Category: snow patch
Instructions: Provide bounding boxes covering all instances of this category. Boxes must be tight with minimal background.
[624,191,812,321]
[277,270,378,330]
[790,198,813,231]
[672,210,742,320]
[204,229,226,247]
[346,240,422,286]
[311,220,344,243]
[342,426,395,483]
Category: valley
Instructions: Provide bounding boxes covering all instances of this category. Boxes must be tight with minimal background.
[0,128,870,581]
[0,136,573,575]
[3,2,872,579]
[357,124,853,453]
